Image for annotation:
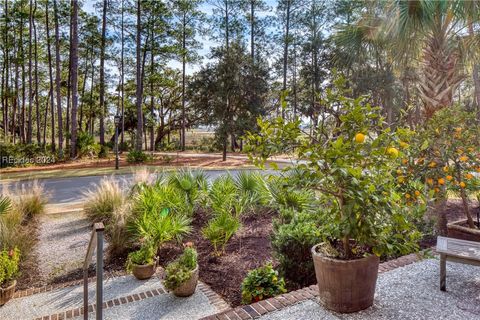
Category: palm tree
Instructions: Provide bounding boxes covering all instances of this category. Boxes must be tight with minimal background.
[336,0,480,119]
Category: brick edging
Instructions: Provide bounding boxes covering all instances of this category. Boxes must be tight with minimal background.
[199,252,424,320]
[198,282,231,312]
[33,286,168,320]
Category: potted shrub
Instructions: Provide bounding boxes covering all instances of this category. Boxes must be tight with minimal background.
[241,263,286,304]
[126,244,157,280]
[163,246,199,297]
[0,247,20,306]
[246,79,419,312]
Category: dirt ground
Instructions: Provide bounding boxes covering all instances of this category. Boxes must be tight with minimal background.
[1,154,251,175]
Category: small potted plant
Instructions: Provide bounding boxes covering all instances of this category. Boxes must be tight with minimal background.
[0,247,20,306]
[163,246,199,297]
[126,244,157,280]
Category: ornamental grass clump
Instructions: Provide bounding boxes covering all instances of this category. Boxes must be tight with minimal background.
[83,177,125,223]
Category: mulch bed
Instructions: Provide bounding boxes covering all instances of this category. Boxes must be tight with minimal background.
[158,209,275,307]
[14,199,479,307]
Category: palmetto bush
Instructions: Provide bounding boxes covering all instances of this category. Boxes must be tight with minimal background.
[83,177,125,223]
[202,211,240,256]
[168,169,208,207]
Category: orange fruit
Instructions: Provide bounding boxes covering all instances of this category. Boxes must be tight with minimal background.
[414,190,421,197]
[405,194,411,199]
[459,181,466,188]
[438,178,445,185]
[427,178,434,185]
[446,175,453,181]
[466,173,474,180]
[460,155,468,162]
[434,187,440,193]
[355,133,366,143]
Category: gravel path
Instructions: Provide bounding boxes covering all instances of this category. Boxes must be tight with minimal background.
[36,207,96,283]
[258,258,480,320]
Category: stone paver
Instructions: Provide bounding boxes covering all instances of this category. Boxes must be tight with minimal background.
[256,259,480,320]
[0,274,162,319]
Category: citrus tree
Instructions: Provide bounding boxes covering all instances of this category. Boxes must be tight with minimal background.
[245,78,420,259]
[397,107,480,232]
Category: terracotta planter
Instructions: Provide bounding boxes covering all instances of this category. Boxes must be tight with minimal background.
[0,280,16,306]
[311,244,379,313]
[132,260,157,280]
[447,219,480,242]
[172,266,199,297]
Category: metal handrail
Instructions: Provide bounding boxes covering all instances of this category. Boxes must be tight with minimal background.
[83,222,105,320]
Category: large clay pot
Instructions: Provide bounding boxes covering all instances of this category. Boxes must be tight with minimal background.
[0,280,16,306]
[447,219,480,242]
[172,266,199,297]
[132,262,156,280]
[311,244,379,313]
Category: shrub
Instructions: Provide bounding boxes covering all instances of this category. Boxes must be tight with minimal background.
[0,247,20,287]
[168,169,208,207]
[98,145,110,158]
[77,131,100,158]
[163,247,198,291]
[241,263,286,304]
[202,212,240,255]
[130,212,191,248]
[83,177,125,223]
[127,150,149,163]
[271,210,322,287]
[234,171,270,211]
[126,244,156,272]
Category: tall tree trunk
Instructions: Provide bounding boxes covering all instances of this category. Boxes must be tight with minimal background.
[27,0,33,144]
[419,31,464,119]
[4,0,9,141]
[53,0,63,155]
[46,0,56,151]
[70,0,79,158]
[13,28,19,144]
[181,11,186,151]
[135,0,143,151]
[20,0,26,143]
[99,0,107,145]
[149,29,155,152]
[120,0,125,145]
[281,0,291,120]
[33,0,40,145]
[66,11,73,150]
[250,0,254,62]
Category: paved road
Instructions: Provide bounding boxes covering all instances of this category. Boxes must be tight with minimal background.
[1,169,267,204]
